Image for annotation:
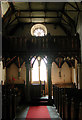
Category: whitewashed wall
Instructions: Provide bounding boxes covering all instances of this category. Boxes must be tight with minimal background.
[51,62,72,84]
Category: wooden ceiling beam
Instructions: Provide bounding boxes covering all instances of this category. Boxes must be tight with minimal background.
[17,16,61,18]
[61,11,76,32]
[15,22,59,24]
[44,2,47,22]
[59,22,71,35]
[15,9,82,12]
[61,11,75,24]
[75,2,80,11]
[8,17,16,25]
[67,2,78,10]
[9,2,19,23]
[9,2,15,12]
[2,7,13,25]
[28,2,32,22]
[61,3,76,33]
[29,2,31,10]
[62,17,72,27]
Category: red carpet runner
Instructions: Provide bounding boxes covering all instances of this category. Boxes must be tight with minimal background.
[26,106,51,119]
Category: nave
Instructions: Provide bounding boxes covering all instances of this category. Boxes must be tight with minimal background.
[2,82,82,120]
[1,1,82,120]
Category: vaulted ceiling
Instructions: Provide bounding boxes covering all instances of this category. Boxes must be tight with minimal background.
[2,2,82,35]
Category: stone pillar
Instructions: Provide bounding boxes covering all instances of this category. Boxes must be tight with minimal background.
[25,61,30,103]
[47,61,52,101]
[77,64,82,89]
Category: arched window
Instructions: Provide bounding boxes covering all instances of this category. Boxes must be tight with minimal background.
[32,59,39,82]
[34,28,45,37]
[31,24,47,37]
[31,57,47,83]
[40,59,47,82]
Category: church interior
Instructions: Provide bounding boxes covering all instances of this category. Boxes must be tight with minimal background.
[0,1,82,120]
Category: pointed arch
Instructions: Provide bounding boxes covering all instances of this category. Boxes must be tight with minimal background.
[32,59,39,82]
[51,62,59,84]
[62,62,72,83]
[40,59,47,82]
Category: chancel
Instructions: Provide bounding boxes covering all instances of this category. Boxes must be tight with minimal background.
[1,1,82,120]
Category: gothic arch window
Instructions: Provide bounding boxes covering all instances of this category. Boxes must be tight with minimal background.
[40,59,47,82]
[31,56,47,82]
[32,59,39,82]
[31,24,47,37]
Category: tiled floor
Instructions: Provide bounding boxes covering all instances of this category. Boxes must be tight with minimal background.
[47,106,62,120]
[15,105,62,120]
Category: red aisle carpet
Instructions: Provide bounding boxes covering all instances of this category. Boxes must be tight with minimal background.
[26,106,51,119]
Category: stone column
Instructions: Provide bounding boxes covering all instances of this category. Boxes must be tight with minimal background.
[77,64,82,89]
[47,60,52,101]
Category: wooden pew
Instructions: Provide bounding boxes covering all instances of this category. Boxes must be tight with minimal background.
[53,84,82,120]
[2,85,16,120]
[2,84,25,120]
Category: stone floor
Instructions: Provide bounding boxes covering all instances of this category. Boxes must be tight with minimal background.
[15,105,62,120]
